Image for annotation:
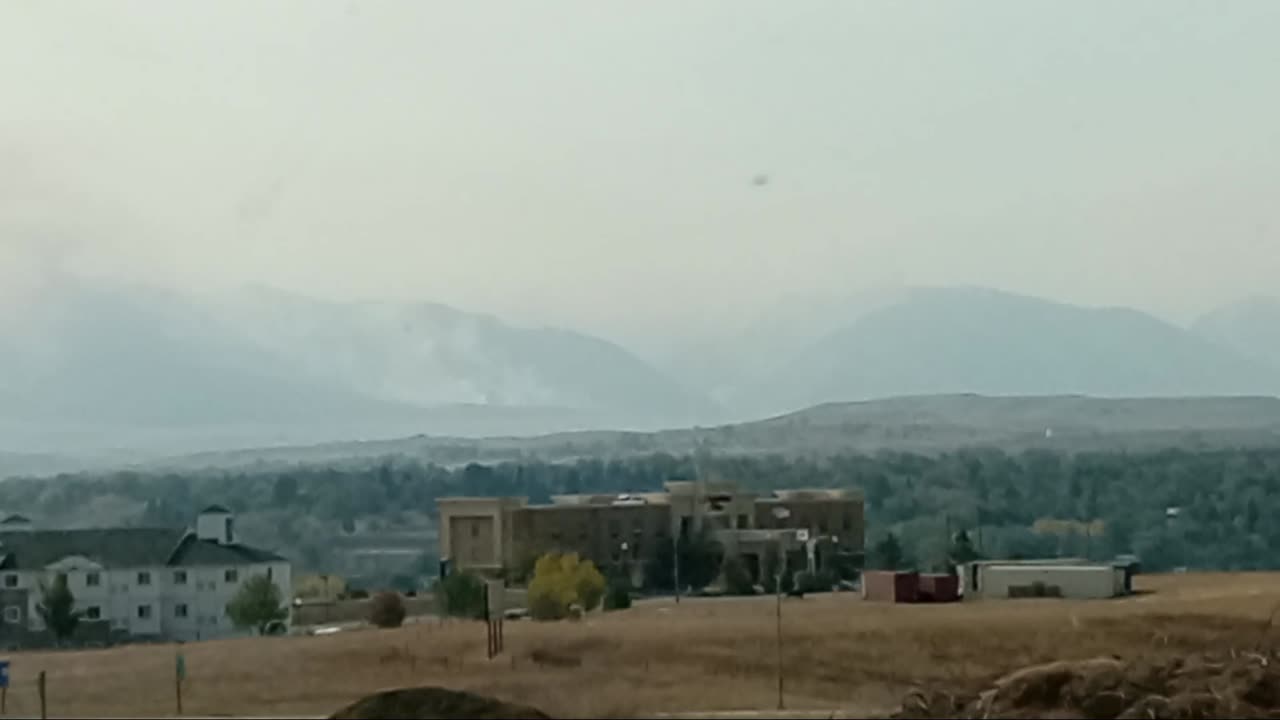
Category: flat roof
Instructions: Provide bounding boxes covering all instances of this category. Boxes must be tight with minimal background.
[437,487,864,507]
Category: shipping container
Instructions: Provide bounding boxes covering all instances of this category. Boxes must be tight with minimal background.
[861,570,919,603]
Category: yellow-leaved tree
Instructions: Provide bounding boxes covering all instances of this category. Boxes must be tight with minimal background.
[527,552,606,621]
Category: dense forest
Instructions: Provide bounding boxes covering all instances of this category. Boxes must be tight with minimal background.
[3,446,1278,588]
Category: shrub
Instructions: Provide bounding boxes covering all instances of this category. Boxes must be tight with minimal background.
[369,591,407,628]
[645,528,723,593]
[794,571,835,594]
[603,581,632,611]
[761,567,795,595]
[721,555,757,596]
[527,553,606,621]
[434,572,486,619]
[225,575,289,635]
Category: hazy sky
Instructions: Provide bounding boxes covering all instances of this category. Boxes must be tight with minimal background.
[3,0,1279,346]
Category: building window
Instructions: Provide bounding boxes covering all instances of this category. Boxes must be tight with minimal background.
[3,606,20,623]
[843,513,853,532]
[737,514,749,529]
[137,571,151,586]
[225,516,235,542]
[224,569,238,583]
[86,572,101,587]
[85,606,101,620]
[470,523,479,538]
[174,570,187,585]
[137,605,152,620]
[175,604,189,619]
[3,574,16,588]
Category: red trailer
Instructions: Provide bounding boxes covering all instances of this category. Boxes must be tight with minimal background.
[917,573,960,603]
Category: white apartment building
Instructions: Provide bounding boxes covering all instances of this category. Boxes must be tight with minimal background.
[0,506,291,646]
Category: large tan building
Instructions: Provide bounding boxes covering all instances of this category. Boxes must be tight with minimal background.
[438,481,864,588]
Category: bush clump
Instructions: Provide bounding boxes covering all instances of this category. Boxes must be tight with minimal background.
[369,591,407,628]
[721,555,757,596]
[434,572,487,619]
[603,581,632,611]
[527,553,606,621]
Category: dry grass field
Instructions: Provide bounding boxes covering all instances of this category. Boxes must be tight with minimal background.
[5,572,1280,718]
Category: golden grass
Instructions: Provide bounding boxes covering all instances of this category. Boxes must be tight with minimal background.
[5,572,1280,718]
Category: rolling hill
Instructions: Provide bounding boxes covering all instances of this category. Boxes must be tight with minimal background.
[135,394,1280,473]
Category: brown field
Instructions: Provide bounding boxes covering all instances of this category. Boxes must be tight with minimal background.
[6,572,1280,718]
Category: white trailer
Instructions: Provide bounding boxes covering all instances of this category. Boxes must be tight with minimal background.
[958,558,1087,597]
[966,562,1125,600]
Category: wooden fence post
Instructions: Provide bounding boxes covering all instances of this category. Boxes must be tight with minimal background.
[37,670,46,720]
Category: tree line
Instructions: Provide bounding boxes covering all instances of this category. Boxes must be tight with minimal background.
[4,446,1280,583]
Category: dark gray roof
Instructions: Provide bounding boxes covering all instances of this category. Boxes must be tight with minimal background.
[1,515,31,525]
[0,528,285,570]
[168,534,286,566]
[200,505,231,514]
[0,528,185,570]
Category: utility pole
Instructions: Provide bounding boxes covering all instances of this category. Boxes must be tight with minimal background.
[770,507,792,711]
[775,536,786,711]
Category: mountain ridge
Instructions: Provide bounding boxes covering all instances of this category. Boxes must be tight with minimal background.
[746,287,1280,414]
[6,281,1280,466]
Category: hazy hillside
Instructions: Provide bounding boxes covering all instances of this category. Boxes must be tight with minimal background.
[749,287,1280,413]
[142,394,1280,472]
[0,281,710,455]
[1193,296,1280,371]
[655,288,906,404]
[206,286,705,418]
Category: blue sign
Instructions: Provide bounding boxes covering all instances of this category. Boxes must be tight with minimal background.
[0,660,10,689]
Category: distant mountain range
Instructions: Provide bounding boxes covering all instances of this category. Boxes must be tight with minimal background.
[743,287,1280,415]
[1192,296,1280,374]
[0,281,709,455]
[3,280,1280,465]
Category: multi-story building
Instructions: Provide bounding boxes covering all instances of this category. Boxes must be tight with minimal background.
[438,480,864,587]
[0,506,291,648]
